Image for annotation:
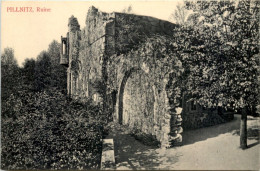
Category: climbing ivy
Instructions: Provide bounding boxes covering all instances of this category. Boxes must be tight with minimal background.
[108,35,184,108]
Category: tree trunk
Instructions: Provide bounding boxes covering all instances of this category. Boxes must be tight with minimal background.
[240,108,247,149]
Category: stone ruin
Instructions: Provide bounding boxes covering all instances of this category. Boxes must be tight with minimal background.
[60,6,234,147]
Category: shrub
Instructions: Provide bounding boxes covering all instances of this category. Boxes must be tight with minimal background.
[130,128,160,147]
[1,89,106,170]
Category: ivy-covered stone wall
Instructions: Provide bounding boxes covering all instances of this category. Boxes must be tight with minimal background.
[65,5,183,146]
[121,70,155,133]
[63,6,233,147]
[113,13,176,55]
[108,35,184,147]
[66,6,178,103]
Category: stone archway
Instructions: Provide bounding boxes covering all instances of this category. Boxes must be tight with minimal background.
[115,65,183,146]
[118,68,155,133]
[118,68,135,124]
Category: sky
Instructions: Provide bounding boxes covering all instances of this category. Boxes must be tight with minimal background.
[1,0,181,66]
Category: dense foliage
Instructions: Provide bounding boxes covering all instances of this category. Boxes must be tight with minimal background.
[108,35,184,105]
[174,0,259,110]
[1,90,105,170]
[32,40,67,92]
[169,3,189,25]
[1,41,67,101]
[1,48,20,102]
[1,40,107,169]
[172,0,259,148]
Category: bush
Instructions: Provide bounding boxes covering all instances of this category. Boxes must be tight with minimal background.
[130,128,160,147]
[1,89,106,170]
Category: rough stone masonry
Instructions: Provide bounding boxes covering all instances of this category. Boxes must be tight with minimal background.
[60,6,233,147]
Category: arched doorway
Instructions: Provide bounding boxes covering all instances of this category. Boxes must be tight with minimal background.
[118,68,155,133]
[118,68,136,124]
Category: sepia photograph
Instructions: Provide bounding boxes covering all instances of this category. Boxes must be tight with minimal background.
[1,0,259,170]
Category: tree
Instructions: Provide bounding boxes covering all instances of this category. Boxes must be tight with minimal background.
[32,40,66,92]
[174,0,259,149]
[47,40,67,93]
[1,47,17,66]
[169,3,189,25]
[1,47,20,100]
[22,58,36,91]
[122,5,133,13]
[35,51,52,91]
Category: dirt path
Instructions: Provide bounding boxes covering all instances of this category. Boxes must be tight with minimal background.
[107,115,259,170]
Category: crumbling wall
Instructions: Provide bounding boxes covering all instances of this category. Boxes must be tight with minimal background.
[65,6,182,146]
[62,6,234,147]
[110,47,182,147]
[67,6,178,101]
[65,7,182,146]
[67,15,81,96]
[68,7,115,99]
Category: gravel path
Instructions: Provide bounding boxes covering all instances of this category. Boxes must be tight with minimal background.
[107,114,259,170]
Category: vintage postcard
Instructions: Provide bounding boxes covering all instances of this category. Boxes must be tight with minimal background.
[1,0,259,170]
